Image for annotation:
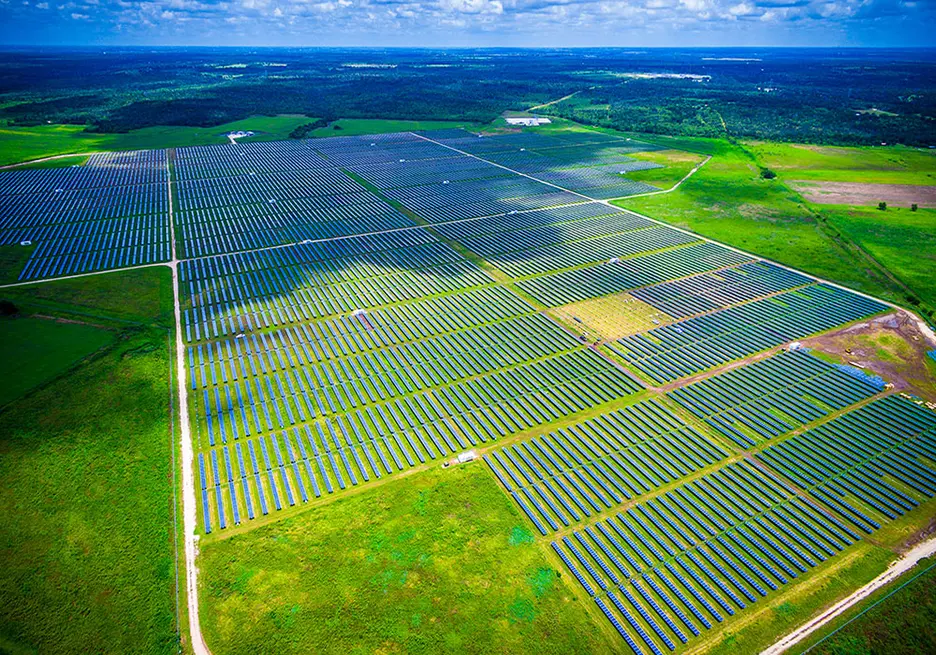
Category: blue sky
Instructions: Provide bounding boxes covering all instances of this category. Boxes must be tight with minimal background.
[0,0,934,47]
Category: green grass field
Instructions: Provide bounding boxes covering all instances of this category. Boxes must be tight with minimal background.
[2,266,175,326]
[821,206,936,309]
[0,117,481,166]
[0,243,37,283]
[0,316,114,406]
[0,267,179,654]
[625,149,707,188]
[613,139,901,303]
[199,463,617,655]
[745,141,936,185]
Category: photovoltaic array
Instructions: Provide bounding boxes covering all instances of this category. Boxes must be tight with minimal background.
[0,151,170,279]
[3,127,930,655]
[669,350,883,448]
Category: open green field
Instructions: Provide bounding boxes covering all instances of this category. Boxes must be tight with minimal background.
[0,316,114,406]
[0,244,36,284]
[200,463,616,655]
[625,149,707,189]
[613,139,902,304]
[1,266,175,326]
[745,141,936,186]
[0,267,179,654]
[0,117,482,166]
[821,206,936,309]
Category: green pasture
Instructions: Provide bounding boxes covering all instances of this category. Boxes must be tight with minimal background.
[0,316,114,406]
[821,205,936,310]
[613,139,900,303]
[745,141,936,185]
[2,266,175,327]
[626,149,707,188]
[199,463,617,655]
[0,267,178,654]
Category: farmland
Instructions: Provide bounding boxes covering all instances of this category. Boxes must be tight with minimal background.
[0,316,114,405]
[0,267,179,654]
[1,123,935,655]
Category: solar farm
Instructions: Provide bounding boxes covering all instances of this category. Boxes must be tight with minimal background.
[3,126,935,655]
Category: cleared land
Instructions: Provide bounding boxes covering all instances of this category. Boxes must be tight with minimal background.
[3,125,935,655]
[789,181,936,208]
[200,463,618,655]
[0,315,114,406]
[804,312,936,402]
[551,293,672,340]
[0,267,179,654]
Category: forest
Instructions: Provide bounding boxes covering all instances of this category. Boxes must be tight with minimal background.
[0,47,934,146]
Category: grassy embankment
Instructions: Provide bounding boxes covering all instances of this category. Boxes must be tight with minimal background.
[0,266,181,654]
[0,117,479,167]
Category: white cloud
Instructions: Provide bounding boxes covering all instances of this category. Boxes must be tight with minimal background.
[439,0,504,15]
[728,1,756,15]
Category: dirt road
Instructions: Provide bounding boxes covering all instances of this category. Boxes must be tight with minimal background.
[761,536,936,655]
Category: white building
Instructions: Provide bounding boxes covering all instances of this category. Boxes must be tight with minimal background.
[505,117,552,126]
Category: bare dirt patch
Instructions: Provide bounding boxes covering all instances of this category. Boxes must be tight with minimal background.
[790,180,936,208]
[800,311,936,402]
[632,149,703,164]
